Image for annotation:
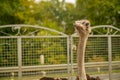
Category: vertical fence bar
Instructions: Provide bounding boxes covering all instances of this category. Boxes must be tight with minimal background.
[70,36,74,80]
[108,35,112,80]
[18,37,22,80]
[67,36,71,80]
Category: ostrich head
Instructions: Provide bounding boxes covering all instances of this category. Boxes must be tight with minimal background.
[74,20,91,36]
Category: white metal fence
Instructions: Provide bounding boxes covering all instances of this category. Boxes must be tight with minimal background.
[0,25,120,80]
[70,35,120,80]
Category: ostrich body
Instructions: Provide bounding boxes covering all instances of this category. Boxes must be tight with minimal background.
[40,77,68,80]
[74,20,91,80]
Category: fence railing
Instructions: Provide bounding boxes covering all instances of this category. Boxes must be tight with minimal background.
[0,61,119,73]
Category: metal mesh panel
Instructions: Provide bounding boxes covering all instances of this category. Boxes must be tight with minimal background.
[72,36,109,76]
[21,37,68,80]
[112,36,120,61]
[0,35,120,80]
[0,38,18,80]
[86,37,108,62]
[72,36,108,63]
[112,36,120,74]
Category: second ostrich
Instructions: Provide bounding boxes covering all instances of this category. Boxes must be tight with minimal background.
[74,20,91,80]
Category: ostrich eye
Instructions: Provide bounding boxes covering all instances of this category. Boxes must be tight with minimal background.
[85,23,89,26]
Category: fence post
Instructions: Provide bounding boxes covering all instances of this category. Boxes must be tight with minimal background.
[67,36,73,80]
[67,36,71,80]
[108,35,112,80]
[18,37,22,80]
[70,36,74,80]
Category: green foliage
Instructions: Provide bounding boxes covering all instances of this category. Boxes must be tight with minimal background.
[0,0,24,24]
[0,38,67,67]
[88,55,106,62]
[76,0,120,28]
[113,56,120,61]
[1,0,120,34]
[35,0,75,34]
[21,38,67,66]
[112,37,120,61]
[0,38,18,67]
[15,0,38,24]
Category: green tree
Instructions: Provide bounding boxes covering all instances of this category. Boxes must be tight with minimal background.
[33,0,76,34]
[76,0,120,28]
[15,0,38,24]
[0,0,24,25]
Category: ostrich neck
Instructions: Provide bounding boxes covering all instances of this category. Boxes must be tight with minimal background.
[77,35,88,80]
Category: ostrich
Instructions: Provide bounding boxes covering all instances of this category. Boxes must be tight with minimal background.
[74,20,91,80]
[40,20,100,80]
